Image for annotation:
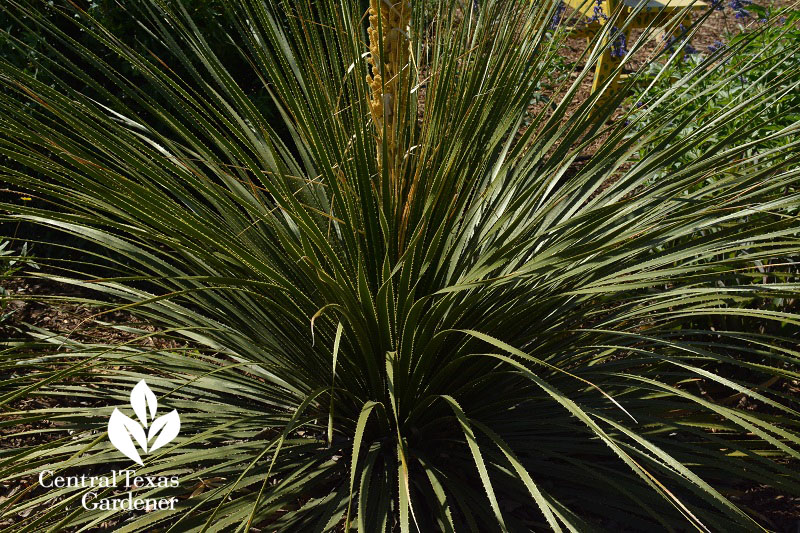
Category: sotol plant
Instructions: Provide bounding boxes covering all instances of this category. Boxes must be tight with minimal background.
[1,0,799,531]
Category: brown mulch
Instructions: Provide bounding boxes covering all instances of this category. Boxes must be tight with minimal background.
[1,276,182,349]
[526,0,794,158]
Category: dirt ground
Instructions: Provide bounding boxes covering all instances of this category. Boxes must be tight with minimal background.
[529,0,795,157]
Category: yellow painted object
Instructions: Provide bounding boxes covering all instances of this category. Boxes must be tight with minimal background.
[561,0,708,99]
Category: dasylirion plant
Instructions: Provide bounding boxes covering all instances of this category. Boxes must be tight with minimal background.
[0,0,798,531]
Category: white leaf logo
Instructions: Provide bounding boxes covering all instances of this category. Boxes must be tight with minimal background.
[107,380,180,466]
[131,379,158,428]
[149,409,180,452]
[108,409,147,465]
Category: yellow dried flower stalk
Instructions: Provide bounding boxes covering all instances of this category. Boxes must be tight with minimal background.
[366,0,411,176]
